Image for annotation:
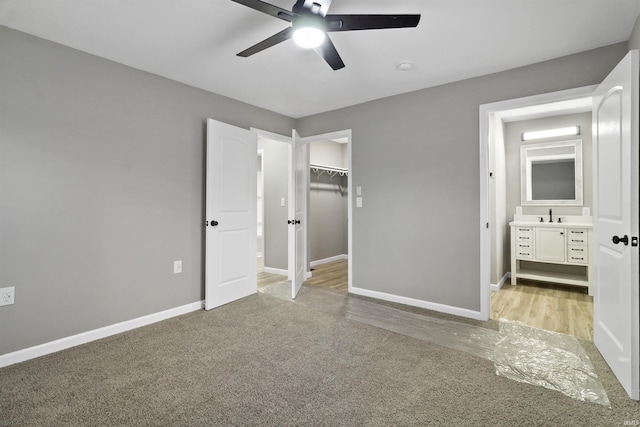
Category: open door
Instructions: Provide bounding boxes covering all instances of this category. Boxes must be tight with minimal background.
[205,119,257,310]
[592,50,639,400]
[289,129,308,298]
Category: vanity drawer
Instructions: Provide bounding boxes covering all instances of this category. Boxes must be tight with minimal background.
[515,242,533,259]
[568,245,588,264]
[515,227,533,241]
[567,229,588,245]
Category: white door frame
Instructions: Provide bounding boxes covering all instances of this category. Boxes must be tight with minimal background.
[302,129,353,293]
[478,85,597,320]
[257,149,264,262]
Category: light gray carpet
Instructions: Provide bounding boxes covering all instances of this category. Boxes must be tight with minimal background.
[1,288,639,426]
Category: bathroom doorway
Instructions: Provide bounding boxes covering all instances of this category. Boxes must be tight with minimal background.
[480,86,596,340]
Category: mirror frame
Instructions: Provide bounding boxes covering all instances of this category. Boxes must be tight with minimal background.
[520,139,583,206]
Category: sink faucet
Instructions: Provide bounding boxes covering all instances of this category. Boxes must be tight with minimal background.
[549,208,553,223]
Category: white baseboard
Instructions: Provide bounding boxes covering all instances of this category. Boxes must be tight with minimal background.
[491,272,511,291]
[0,301,203,368]
[310,254,348,267]
[263,267,288,276]
[349,287,486,321]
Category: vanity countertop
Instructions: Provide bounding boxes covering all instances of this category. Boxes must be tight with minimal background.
[510,214,592,228]
[509,221,592,228]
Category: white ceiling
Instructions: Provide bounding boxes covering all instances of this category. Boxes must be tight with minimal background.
[1,0,639,118]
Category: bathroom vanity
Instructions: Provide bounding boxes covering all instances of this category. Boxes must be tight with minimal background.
[510,214,592,295]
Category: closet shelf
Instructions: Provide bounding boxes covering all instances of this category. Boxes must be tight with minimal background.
[310,163,349,178]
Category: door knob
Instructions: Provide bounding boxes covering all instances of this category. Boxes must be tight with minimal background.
[210,220,219,227]
[612,235,629,245]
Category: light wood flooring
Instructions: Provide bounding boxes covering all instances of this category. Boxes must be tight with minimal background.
[257,257,287,288]
[258,257,593,340]
[491,280,593,341]
[307,259,348,291]
[257,257,348,292]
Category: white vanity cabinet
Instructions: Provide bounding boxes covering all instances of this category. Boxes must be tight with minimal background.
[535,227,566,263]
[510,216,592,295]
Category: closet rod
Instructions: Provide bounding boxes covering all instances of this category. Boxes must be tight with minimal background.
[309,163,349,177]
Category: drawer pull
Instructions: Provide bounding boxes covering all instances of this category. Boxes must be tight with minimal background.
[571,239,584,243]
[571,248,584,252]
[571,257,584,261]
[519,252,530,256]
[571,231,584,234]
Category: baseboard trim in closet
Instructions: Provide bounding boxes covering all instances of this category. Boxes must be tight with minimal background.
[310,254,348,267]
[263,267,288,276]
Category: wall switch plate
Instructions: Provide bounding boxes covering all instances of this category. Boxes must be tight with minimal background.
[173,260,182,274]
[0,287,15,306]
[280,198,286,207]
[356,197,363,208]
[356,186,362,196]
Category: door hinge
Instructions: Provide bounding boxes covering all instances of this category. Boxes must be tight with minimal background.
[632,236,638,247]
[486,222,489,229]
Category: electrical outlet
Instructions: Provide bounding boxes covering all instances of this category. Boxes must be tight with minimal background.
[173,260,182,274]
[0,287,15,306]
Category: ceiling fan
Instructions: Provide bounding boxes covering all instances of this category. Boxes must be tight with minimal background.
[232,0,421,70]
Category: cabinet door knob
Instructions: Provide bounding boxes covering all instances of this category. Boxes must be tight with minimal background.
[612,235,629,245]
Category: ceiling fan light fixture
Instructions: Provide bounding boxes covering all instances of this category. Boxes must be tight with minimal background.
[292,16,326,48]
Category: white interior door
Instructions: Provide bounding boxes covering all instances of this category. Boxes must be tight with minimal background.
[592,50,639,400]
[289,129,307,298]
[205,119,257,310]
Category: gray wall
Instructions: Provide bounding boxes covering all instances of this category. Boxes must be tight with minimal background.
[0,26,294,355]
[629,13,640,50]
[297,43,628,311]
[258,137,289,271]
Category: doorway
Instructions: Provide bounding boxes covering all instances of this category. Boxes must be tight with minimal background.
[254,129,353,295]
[306,137,349,293]
[479,86,597,340]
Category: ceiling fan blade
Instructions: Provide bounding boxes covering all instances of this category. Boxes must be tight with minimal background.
[237,27,293,57]
[231,0,294,22]
[314,36,345,70]
[325,14,420,32]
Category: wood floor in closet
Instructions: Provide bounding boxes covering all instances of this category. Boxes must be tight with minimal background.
[257,258,348,292]
[257,258,593,341]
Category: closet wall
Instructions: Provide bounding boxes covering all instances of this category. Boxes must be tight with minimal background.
[309,140,348,263]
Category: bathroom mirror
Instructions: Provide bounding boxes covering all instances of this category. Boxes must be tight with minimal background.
[520,139,583,206]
